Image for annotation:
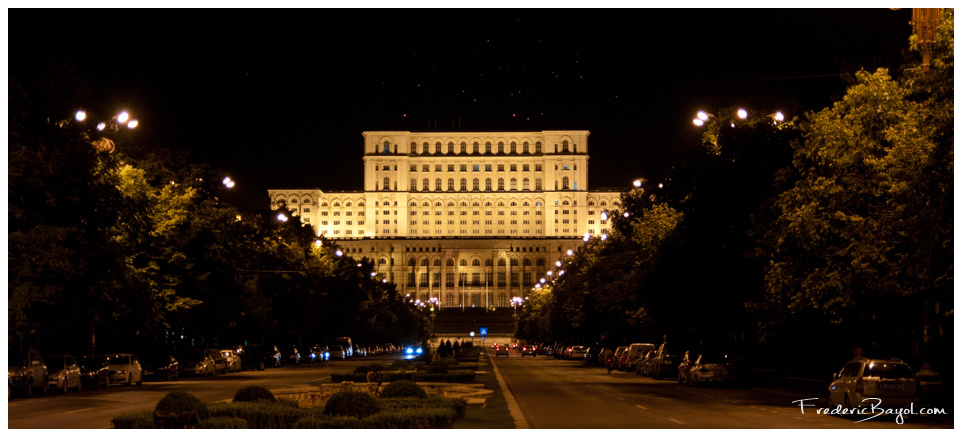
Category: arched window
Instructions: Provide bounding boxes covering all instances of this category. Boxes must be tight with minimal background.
[460,178,467,191]
[562,140,570,152]
[535,141,542,153]
[344,201,350,207]
[498,142,505,154]
[523,258,532,266]
[472,142,479,153]
[460,259,468,266]
[435,178,442,191]
[485,259,493,266]
[447,142,454,154]
[460,142,467,153]
[408,258,416,266]
[536,258,546,266]
[510,178,518,190]
[498,178,505,191]
[382,177,390,190]
[498,259,506,266]
[383,141,390,153]
[535,178,543,190]
[435,142,442,154]
[423,142,430,154]
[421,259,429,266]
[410,201,417,207]
[447,178,455,191]
[472,259,481,266]
[422,178,429,190]
[379,258,388,265]
[446,259,455,266]
[522,142,529,153]
[435,201,442,207]
[485,178,492,190]
[510,142,517,153]
[473,178,480,190]
[510,258,519,266]
[485,142,492,153]
[423,202,430,207]
[410,142,417,153]
[434,259,441,266]
[562,176,570,190]
[522,178,530,190]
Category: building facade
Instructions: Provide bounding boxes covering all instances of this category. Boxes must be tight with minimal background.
[269,130,625,309]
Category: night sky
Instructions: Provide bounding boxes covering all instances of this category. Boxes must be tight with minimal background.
[9,8,915,211]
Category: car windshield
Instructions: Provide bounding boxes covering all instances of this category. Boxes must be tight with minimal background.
[105,355,131,365]
[864,362,914,379]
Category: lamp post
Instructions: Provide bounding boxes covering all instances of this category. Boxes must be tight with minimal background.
[73,109,139,154]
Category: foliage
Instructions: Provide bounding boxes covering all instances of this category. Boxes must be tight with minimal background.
[379,380,428,399]
[111,410,155,429]
[323,391,381,419]
[196,417,248,428]
[154,391,210,420]
[208,400,306,428]
[232,385,276,403]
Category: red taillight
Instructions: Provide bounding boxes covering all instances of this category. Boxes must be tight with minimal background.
[855,378,864,394]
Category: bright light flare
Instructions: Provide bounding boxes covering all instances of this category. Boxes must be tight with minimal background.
[117,111,130,123]
[75,110,87,122]
[774,111,785,122]
[633,179,643,188]
[697,111,710,121]
[127,120,139,129]
[276,213,288,222]
[693,118,704,127]
[97,122,107,131]
[737,108,748,119]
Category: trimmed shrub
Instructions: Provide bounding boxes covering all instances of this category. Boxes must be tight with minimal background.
[111,409,155,429]
[369,363,387,372]
[154,391,209,428]
[426,360,449,374]
[364,407,457,428]
[208,400,306,429]
[323,391,381,419]
[232,385,276,403]
[442,357,460,367]
[197,417,248,429]
[294,416,364,429]
[381,396,468,420]
[390,359,410,370]
[353,365,373,374]
[380,380,427,399]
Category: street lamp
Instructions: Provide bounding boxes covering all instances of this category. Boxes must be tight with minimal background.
[222,176,235,189]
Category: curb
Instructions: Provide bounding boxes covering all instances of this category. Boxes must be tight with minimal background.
[486,353,531,429]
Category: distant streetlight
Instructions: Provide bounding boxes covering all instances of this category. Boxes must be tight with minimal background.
[335,249,343,257]
[222,176,235,189]
[277,213,288,222]
[737,108,748,119]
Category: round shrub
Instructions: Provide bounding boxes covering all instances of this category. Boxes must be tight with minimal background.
[442,358,460,367]
[232,385,276,403]
[426,360,449,374]
[154,391,209,428]
[353,365,373,374]
[391,359,410,370]
[369,363,387,372]
[323,391,381,419]
[380,380,427,399]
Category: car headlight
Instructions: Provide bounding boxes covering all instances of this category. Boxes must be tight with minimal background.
[416,347,423,355]
[406,347,414,354]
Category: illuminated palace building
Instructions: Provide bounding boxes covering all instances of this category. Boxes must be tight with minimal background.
[269,131,624,309]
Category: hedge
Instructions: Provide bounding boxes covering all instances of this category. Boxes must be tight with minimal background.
[331,369,476,383]
[293,408,456,429]
[197,417,248,429]
[208,400,307,429]
[111,410,155,429]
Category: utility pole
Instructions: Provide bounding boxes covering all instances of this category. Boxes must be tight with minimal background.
[911,8,941,72]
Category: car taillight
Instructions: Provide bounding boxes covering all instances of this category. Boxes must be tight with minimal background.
[855,377,864,395]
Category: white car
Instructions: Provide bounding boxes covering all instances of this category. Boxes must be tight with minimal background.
[221,350,242,372]
[828,358,918,411]
[44,354,82,393]
[104,353,143,386]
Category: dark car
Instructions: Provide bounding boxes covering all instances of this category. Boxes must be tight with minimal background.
[140,352,180,381]
[9,349,48,398]
[231,344,281,371]
[179,349,216,377]
[649,342,687,380]
[76,354,109,390]
[282,346,301,365]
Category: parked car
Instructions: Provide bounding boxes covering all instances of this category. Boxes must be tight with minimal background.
[231,344,281,371]
[43,354,82,393]
[495,345,510,357]
[569,345,588,361]
[638,350,658,376]
[282,346,301,365]
[676,350,697,383]
[76,354,109,390]
[9,349,48,398]
[688,353,737,386]
[179,349,216,377]
[611,346,628,370]
[828,358,919,411]
[221,350,242,372]
[627,343,656,372]
[104,353,143,386]
[329,345,347,360]
[649,342,686,379]
[300,345,324,364]
[140,352,180,381]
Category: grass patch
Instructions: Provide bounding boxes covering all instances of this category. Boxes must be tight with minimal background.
[453,354,516,429]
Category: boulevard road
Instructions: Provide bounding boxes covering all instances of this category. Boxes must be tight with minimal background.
[490,351,952,429]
